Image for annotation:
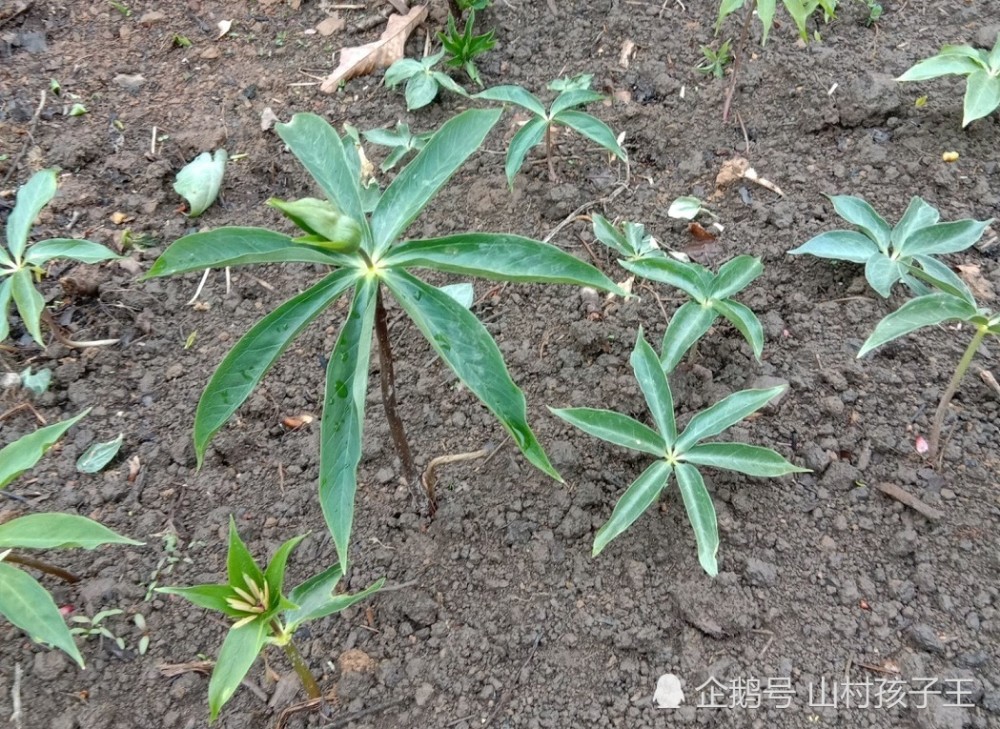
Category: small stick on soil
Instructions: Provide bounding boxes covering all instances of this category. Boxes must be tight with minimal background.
[421,446,493,513]
[722,0,757,123]
[313,698,408,729]
[979,368,1000,399]
[735,110,751,154]
[543,181,629,244]
[871,481,944,521]
[0,90,46,189]
[10,663,22,729]
[4,552,80,583]
[0,402,47,425]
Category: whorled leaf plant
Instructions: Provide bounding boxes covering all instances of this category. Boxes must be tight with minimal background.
[145,110,624,572]
[550,329,806,575]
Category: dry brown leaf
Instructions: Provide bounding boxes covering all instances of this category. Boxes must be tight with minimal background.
[619,39,636,68]
[320,5,427,94]
[317,13,345,36]
[956,264,995,301]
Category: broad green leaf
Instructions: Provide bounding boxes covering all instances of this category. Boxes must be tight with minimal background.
[0,562,84,667]
[550,89,605,116]
[383,234,624,293]
[0,245,11,268]
[713,299,764,361]
[902,218,991,256]
[157,583,243,618]
[865,253,902,298]
[275,113,366,231]
[911,256,975,305]
[262,534,306,604]
[858,293,978,357]
[710,255,762,299]
[193,269,358,463]
[438,282,475,308]
[553,110,627,161]
[286,571,384,630]
[225,517,265,590]
[406,72,439,110]
[667,196,704,221]
[661,300,717,374]
[674,463,718,576]
[0,276,15,343]
[25,239,121,266]
[7,169,58,261]
[146,228,348,278]
[989,37,1000,70]
[11,268,45,345]
[383,58,424,86]
[676,386,787,452]
[891,197,940,250]
[208,620,268,720]
[370,108,501,257]
[716,0,745,31]
[173,150,227,217]
[897,54,985,82]
[621,257,709,300]
[829,195,891,251]
[593,460,672,555]
[591,213,630,256]
[0,513,140,550]
[475,85,547,117]
[682,442,807,477]
[0,410,88,490]
[503,116,547,185]
[548,407,666,457]
[788,230,880,263]
[319,277,377,572]
[76,434,123,473]
[938,44,988,63]
[434,72,468,96]
[630,331,676,446]
[963,69,1000,126]
[384,269,560,481]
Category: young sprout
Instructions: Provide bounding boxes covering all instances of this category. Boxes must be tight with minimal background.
[383,51,469,110]
[438,11,496,87]
[697,40,733,79]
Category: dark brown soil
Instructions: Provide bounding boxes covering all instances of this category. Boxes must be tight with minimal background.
[1,1,999,728]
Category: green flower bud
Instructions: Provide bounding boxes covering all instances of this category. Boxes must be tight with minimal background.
[268,197,362,253]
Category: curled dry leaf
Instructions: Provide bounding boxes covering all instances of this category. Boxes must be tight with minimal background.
[217,20,232,39]
[260,106,280,132]
[320,5,428,94]
[712,156,784,199]
[619,39,636,68]
[282,413,316,429]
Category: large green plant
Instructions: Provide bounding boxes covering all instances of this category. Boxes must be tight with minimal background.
[146,110,623,572]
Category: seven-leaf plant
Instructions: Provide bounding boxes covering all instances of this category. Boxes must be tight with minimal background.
[716,0,838,44]
[897,35,1000,127]
[159,518,383,720]
[477,78,627,185]
[858,265,1000,459]
[789,195,992,298]
[145,110,624,573]
[383,50,469,111]
[550,330,806,575]
[0,410,141,668]
[1,169,121,345]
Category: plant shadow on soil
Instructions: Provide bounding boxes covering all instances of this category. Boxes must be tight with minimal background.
[0,1,998,728]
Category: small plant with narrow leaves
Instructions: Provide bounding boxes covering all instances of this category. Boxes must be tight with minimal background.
[362,122,433,172]
[858,265,1000,460]
[716,0,837,44]
[551,330,806,575]
[145,110,623,572]
[897,36,1000,127]
[383,51,469,110]
[477,77,627,184]
[0,411,141,668]
[697,40,733,79]
[620,255,765,374]
[591,214,664,262]
[438,12,495,87]
[159,518,382,720]
[2,169,121,345]
[789,195,992,298]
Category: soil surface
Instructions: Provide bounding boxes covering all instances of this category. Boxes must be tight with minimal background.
[1,1,999,728]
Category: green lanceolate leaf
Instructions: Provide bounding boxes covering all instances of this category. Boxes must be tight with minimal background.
[630,331,676,446]
[710,255,762,299]
[548,407,665,457]
[208,619,268,721]
[503,116,548,185]
[383,234,624,293]
[550,89,605,116]
[552,110,626,161]
[675,386,787,452]
[891,197,940,249]
[829,195,891,251]
[591,214,630,257]
[0,410,88,490]
[593,460,672,556]
[713,299,764,362]
[864,253,903,298]
[25,239,122,266]
[674,463,719,576]
[263,534,306,604]
[475,85,547,116]
[788,230,880,263]
[10,267,45,345]
[7,169,58,262]
[384,269,560,481]
[621,257,710,300]
[157,583,244,618]
[757,0,776,43]
[858,293,978,357]
[193,269,359,463]
[319,277,377,573]
[76,434,124,473]
[225,517,265,589]
[286,570,385,630]
[966,72,1000,126]
[899,218,992,257]
[897,53,984,82]
[910,256,975,305]
[0,277,12,342]
[0,513,140,550]
[682,442,806,477]
[0,562,85,667]
[370,108,501,257]
[661,300,717,374]
[406,72,439,110]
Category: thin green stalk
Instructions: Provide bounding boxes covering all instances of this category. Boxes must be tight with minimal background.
[544,123,556,182]
[273,623,320,699]
[929,326,987,458]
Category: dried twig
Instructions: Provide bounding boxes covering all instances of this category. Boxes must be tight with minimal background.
[871,481,944,521]
[722,0,756,123]
[421,446,493,511]
[9,663,22,729]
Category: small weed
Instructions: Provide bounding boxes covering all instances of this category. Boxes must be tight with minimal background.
[438,11,495,87]
[697,40,733,79]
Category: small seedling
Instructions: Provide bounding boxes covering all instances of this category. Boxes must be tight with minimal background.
[477,77,627,184]
[1,169,121,346]
[789,195,992,298]
[159,518,382,720]
[697,40,733,79]
[438,11,495,87]
[383,50,469,110]
[49,79,61,95]
[173,34,192,48]
[716,0,837,44]
[144,531,194,600]
[858,265,1000,459]
[623,255,765,373]
[456,0,491,10]
[362,122,433,171]
[107,0,131,17]
[69,609,127,651]
[591,214,663,261]
[858,0,882,26]
[551,330,805,575]
[667,195,717,222]
[897,35,1000,127]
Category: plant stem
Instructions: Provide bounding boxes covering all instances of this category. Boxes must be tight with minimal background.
[274,625,321,700]
[373,287,420,502]
[722,0,757,123]
[4,552,80,583]
[544,123,556,182]
[928,327,986,459]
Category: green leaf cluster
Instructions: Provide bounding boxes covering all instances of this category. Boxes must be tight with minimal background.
[438,12,496,87]
[716,0,837,44]
[362,122,433,172]
[591,214,663,261]
[383,51,469,110]
[897,36,1000,127]
[1,169,121,345]
[789,195,992,298]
